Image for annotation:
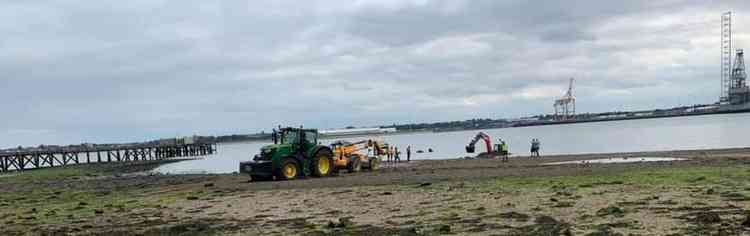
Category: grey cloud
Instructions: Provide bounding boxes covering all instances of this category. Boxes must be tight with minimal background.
[0,0,749,147]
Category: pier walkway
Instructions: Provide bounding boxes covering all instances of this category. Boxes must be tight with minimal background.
[0,143,216,173]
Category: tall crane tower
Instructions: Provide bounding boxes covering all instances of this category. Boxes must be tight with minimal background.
[721,12,733,103]
[554,78,576,121]
[721,12,750,105]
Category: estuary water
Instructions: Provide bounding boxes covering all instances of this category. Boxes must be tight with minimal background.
[154,113,750,174]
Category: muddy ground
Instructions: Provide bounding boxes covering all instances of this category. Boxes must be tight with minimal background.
[3,148,750,235]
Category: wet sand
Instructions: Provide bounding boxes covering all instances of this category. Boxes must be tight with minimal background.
[2,148,750,235]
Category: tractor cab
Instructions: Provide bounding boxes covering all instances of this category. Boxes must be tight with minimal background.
[274,127,318,152]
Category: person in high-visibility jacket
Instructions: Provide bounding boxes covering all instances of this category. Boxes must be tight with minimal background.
[500,141,509,162]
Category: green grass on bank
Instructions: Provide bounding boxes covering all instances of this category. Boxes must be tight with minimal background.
[3,163,750,229]
[0,159,179,184]
[0,187,149,225]
[0,166,141,225]
[493,166,750,189]
[1,166,146,226]
[0,165,220,227]
[399,166,750,193]
[0,166,104,184]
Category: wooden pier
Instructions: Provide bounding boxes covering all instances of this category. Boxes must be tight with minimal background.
[0,143,216,173]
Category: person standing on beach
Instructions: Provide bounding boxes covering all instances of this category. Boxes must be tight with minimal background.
[388,147,393,162]
[384,146,389,162]
[497,139,504,158]
[406,146,411,162]
[394,147,400,163]
[501,141,509,162]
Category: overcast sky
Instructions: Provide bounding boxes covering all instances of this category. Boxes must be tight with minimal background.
[1,0,749,147]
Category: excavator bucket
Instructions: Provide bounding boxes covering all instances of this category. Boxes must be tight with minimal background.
[466,145,475,153]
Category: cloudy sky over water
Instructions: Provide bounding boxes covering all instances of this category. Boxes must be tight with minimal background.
[1,0,749,147]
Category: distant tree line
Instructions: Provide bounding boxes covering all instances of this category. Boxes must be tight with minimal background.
[3,103,715,151]
[381,117,551,132]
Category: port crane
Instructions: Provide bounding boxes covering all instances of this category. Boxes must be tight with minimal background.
[554,78,576,121]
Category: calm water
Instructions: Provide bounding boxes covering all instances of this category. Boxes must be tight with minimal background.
[154,113,750,174]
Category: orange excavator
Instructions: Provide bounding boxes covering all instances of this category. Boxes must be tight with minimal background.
[466,132,493,154]
[330,139,386,173]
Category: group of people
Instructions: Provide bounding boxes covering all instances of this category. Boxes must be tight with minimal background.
[530,138,541,158]
[383,145,411,163]
[494,138,542,161]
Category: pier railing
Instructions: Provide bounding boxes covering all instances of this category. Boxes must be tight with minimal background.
[0,143,216,173]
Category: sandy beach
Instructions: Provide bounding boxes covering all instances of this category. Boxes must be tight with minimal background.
[2,148,750,235]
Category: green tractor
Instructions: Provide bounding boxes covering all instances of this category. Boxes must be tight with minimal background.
[239,127,335,181]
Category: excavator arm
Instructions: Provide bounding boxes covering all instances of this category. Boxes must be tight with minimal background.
[466,132,492,153]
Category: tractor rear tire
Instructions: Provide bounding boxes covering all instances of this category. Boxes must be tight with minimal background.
[348,157,362,173]
[276,158,300,181]
[312,149,334,177]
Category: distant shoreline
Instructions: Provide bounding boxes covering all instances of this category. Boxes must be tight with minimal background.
[515,106,750,128]
[215,129,434,144]
[214,109,750,144]
[427,107,750,133]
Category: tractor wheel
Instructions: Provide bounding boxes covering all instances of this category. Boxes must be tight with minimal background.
[347,157,362,173]
[276,158,300,180]
[368,158,381,171]
[312,149,334,177]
